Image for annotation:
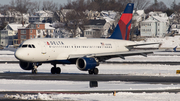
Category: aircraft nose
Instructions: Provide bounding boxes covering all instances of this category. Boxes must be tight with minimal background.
[15,49,23,60]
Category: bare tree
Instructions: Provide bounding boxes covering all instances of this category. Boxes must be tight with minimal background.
[32,1,42,14]
[65,11,87,37]
[132,0,150,10]
[145,1,167,13]
[42,0,59,12]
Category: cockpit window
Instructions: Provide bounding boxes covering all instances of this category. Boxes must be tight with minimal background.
[21,44,35,48]
[22,45,28,48]
[32,45,35,48]
[28,45,32,48]
[19,44,22,48]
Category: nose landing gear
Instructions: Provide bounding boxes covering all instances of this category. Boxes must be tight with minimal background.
[32,68,37,74]
[32,63,42,74]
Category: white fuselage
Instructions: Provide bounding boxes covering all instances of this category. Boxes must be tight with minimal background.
[15,38,135,63]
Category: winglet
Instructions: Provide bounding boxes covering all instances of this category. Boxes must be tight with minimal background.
[109,3,134,40]
[173,46,177,52]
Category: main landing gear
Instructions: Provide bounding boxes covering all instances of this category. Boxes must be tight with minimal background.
[51,63,61,74]
[88,68,99,75]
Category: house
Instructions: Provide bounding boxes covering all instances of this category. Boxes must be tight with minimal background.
[84,19,115,38]
[1,24,28,46]
[98,11,117,20]
[0,9,29,25]
[54,9,74,23]
[132,10,146,27]
[84,10,99,19]
[29,10,53,23]
[140,11,169,37]
[170,24,180,34]
[17,23,55,44]
[84,19,107,38]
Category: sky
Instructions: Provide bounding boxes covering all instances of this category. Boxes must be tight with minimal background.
[0,0,179,8]
[0,0,71,5]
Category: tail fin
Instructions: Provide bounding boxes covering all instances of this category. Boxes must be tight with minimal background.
[109,3,134,40]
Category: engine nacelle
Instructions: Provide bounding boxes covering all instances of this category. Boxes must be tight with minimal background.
[19,61,34,70]
[76,57,98,71]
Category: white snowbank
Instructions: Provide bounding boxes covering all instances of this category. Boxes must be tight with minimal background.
[5,92,180,101]
[137,36,180,48]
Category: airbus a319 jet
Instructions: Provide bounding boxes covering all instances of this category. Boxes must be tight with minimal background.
[15,3,160,74]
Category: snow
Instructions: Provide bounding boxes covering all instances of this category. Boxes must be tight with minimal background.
[1,60,180,100]
[7,23,29,31]
[45,23,55,30]
[136,36,180,48]
[5,92,180,101]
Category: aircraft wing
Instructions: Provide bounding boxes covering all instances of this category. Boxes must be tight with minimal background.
[68,49,163,60]
[125,43,161,49]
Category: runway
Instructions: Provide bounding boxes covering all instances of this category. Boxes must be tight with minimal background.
[1,73,180,84]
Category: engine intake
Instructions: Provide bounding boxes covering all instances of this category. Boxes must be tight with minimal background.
[76,57,98,71]
[19,61,34,70]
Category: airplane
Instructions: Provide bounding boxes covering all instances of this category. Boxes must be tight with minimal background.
[15,3,160,74]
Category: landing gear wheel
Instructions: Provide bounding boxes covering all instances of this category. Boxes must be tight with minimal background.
[51,67,56,74]
[88,68,99,75]
[93,68,99,75]
[32,69,37,74]
[88,70,94,75]
[51,67,61,74]
[56,67,61,74]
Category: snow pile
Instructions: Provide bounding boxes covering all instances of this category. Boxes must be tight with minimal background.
[0,50,14,55]
[5,92,180,101]
[136,36,180,48]
[145,36,180,48]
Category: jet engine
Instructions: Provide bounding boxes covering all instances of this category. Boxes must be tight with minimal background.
[76,57,98,71]
[19,61,34,70]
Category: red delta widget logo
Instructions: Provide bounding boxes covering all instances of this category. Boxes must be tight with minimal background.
[47,41,64,45]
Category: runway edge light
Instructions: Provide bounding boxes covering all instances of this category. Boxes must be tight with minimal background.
[176,70,180,74]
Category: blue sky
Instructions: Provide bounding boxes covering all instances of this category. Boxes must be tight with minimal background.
[0,0,179,7]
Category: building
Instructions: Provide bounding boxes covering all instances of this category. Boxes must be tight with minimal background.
[0,9,29,25]
[140,11,169,37]
[132,10,146,29]
[84,19,106,38]
[29,10,53,23]
[1,24,28,46]
[18,23,55,44]
[84,19,114,38]
[84,10,99,20]
[54,9,74,23]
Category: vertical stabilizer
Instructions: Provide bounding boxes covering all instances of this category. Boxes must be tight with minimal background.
[109,3,134,40]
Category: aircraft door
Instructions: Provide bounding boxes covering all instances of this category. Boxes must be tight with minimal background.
[41,41,47,54]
